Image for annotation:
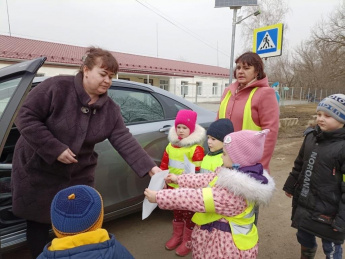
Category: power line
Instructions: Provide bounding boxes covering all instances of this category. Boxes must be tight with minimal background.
[135,0,230,58]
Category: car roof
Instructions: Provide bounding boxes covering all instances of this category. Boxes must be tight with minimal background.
[33,76,153,91]
[32,76,210,113]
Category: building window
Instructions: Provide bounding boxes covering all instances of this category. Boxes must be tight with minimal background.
[196,82,202,95]
[212,83,218,96]
[144,79,153,85]
[160,79,169,91]
[181,81,189,96]
[119,78,130,81]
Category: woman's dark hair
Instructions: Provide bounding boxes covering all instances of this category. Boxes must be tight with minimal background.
[79,47,119,74]
[233,52,266,80]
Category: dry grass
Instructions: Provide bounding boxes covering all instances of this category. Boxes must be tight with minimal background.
[278,103,318,139]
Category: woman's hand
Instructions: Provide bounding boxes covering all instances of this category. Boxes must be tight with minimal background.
[165,174,178,184]
[285,192,293,198]
[144,188,157,203]
[57,148,78,164]
[149,166,162,177]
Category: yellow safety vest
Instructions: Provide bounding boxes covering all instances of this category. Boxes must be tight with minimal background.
[219,87,261,131]
[192,176,258,250]
[200,153,223,173]
[166,143,201,188]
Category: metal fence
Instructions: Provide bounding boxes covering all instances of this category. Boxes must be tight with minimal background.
[278,86,344,103]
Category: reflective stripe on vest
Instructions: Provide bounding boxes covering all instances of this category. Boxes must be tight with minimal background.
[166,143,199,188]
[202,188,216,213]
[168,159,184,169]
[200,153,223,173]
[208,176,218,187]
[219,87,262,131]
[192,176,258,250]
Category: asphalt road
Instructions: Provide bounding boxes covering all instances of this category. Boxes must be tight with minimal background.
[104,209,193,259]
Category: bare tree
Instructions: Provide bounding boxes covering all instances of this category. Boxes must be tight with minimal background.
[291,4,345,94]
[312,4,345,90]
[265,50,295,87]
[292,38,344,93]
[312,5,345,48]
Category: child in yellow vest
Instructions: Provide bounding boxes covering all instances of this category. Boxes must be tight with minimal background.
[159,109,206,256]
[147,129,275,259]
[200,118,234,173]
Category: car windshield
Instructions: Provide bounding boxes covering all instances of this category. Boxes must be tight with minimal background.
[0,77,21,119]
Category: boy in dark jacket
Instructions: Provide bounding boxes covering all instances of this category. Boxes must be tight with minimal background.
[37,185,134,259]
[283,94,345,259]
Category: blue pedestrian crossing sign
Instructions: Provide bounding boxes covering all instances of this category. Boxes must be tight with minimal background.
[253,23,283,58]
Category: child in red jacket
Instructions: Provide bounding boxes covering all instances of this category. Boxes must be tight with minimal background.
[160,109,206,256]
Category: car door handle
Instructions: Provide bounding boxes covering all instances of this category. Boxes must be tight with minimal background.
[0,164,12,170]
[159,125,171,132]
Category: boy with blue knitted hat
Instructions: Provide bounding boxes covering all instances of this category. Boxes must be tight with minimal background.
[284,94,345,259]
[37,185,134,259]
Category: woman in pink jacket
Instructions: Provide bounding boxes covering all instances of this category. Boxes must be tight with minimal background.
[217,52,279,172]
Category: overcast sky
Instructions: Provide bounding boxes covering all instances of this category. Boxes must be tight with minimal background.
[0,0,342,68]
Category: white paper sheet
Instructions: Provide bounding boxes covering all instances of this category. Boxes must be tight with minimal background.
[142,170,169,220]
[183,154,195,174]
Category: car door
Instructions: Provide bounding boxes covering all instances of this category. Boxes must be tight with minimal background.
[0,57,46,252]
[94,84,191,221]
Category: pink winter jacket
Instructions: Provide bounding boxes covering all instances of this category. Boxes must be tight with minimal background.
[156,169,275,259]
[216,77,279,171]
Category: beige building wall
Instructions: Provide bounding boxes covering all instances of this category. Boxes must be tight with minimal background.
[37,65,79,76]
[170,76,228,103]
[0,61,79,76]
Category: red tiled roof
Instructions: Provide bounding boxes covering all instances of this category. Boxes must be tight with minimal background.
[0,35,229,78]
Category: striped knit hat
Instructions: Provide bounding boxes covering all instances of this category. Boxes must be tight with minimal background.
[223,129,269,167]
[317,94,345,124]
[51,185,104,238]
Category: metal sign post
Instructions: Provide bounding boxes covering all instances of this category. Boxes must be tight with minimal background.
[215,0,259,84]
[229,7,239,83]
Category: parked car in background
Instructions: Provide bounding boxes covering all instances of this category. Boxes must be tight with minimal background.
[0,57,216,255]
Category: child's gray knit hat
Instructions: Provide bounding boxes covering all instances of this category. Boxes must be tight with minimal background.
[317,94,345,124]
